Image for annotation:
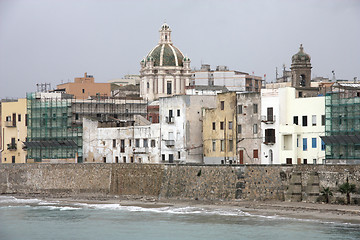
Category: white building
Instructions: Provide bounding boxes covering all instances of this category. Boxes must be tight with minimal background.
[140,23,191,101]
[159,95,216,163]
[261,87,325,164]
[191,64,263,92]
[261,88,280,164]
[108,74,141,86]
[83,117,161,163]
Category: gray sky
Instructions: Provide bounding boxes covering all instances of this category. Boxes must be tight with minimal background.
[0,0,359,98]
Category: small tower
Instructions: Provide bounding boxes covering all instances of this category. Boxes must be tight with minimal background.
[290,44,312,88]
[159,23,172,44]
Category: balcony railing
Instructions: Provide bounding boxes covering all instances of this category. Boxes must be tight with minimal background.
[165,140,175,147]
[166,116,174,123]
[263,136,276,145]
[7,143,17,151]
[261,115,276,124]
[5,121,16,127]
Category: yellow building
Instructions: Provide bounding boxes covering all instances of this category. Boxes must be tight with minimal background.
[1,99,28,163]
[203,92,237,164]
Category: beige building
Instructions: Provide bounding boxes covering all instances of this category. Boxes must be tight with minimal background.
[203,92,237,164]
[1,99,28,163]
[56,72,111,99]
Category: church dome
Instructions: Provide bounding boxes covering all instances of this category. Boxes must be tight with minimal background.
[292,44,311,63]
[144,23,185,67]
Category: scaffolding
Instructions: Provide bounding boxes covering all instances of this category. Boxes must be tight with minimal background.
[26,92,81,162]
[324,88,360,161]
[26,92,148,163]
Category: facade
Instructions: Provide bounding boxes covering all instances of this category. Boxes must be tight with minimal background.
[261,87,325,164]
[140,23,191,101]
[322,84,360,164]
[203,92,261,164]
[237,92,262,164]
[159,95,216,163]
[56,72,111,99]
[108,74,141,86]
[1,99,28,163]
[203,92,237,164]
[261,89,280,164]
[83,117,161,163]
[191,64,263,92]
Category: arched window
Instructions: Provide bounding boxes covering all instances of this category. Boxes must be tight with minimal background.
[300,74,306,86]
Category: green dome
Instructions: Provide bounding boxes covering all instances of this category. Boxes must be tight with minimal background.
[292,44,311,63]
[146,43,184,67]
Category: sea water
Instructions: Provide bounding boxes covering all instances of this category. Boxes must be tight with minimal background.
[0,196,359,240]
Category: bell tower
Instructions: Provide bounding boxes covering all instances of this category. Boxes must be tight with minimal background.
[290,44,312,88]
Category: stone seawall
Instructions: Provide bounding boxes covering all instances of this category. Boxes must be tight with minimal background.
[0,164,359,203]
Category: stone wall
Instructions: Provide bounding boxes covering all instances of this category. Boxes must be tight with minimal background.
[0,164,359,203]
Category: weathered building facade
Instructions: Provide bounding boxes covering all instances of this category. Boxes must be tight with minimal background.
[0,99,28,163]
[160,95,216,163]
[83,117,161,163]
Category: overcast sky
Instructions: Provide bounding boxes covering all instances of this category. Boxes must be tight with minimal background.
[0,0,359,98]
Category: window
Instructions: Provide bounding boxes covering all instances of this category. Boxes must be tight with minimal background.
[321,139,325,151]
[167,82,172,94]
[312,138,317,148]
[115,156,119,163]
[151,140,156,147]
[169,154,174,163]
[25,114,28,126]
[149,116,153,122]
[169,109,173,118]
[229,140,233,152]
[18,114,21,122]
[129,139,132,146]
[177,109,180,117]
[162,154,165,161]
[297,138,299,147]
[302,116,307,126]
[253,124,258,134]
[267,107,273,121]
[293,116,298,125]
[303,138,307,151]
[238,105,242,114]
[321,115,325,126]
[220,101,224,110]
[131,157,134,163]
[143,139,148,148]
[103,157,106,163]
[313,159,317,165]
[220,122,224,130]
[12,156,15,163]
[220,140,225,152]
[123,156,126,163]
[147,82,149,88]
[113,139,116,148]
[135,139,140,147]
[265,129,275,143]
[237,124,242,134]
[253,104,258,114]
[303,159,307,164]
[6,116,11,121]
[212,122,216,130]
[228,121,233,130]
[82,89,85,93]
[312,115,316,126]
[178,151,181,159]
[253,149,259,158]
[212,140,216,151]
[120,140,125,153]
[75,113,79,120]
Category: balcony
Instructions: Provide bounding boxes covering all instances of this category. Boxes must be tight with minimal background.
[5,121,16,127]
[263,136,276,145]
[165,140,175,147]
[133,147,149,154]
[261,115,276,124]
[166,116,174,124]
[7,143,17,151]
